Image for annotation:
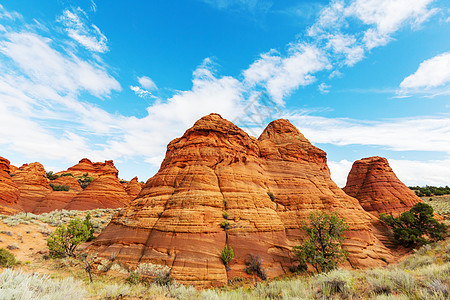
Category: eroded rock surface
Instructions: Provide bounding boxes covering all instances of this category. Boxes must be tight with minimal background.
[343,156,422,216]
[125,177,142,199]
[56,158,118,178]
[66,173,132,210]
[11,162,51,213]
[90,114,393,287]
[0,156,22,214]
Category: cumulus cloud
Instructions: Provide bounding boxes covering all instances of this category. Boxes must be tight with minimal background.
[58,7,108,53]
[398,52,450,96]
[328,159,353,187]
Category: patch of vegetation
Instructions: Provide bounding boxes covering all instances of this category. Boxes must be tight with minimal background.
[0,248,19,267]
[46,171,59,180]
[222,211,229,219]
[293,211,348,273]
[77,174,94,189]
[410,185,450,197]
[221,244,234,270]
[267,191,276,201]
[380,202,448,246]
[245,254,267,280]
[49,183,70,191]
[60,173,74,177]
[220,220,231,230]
[47,214,95,258]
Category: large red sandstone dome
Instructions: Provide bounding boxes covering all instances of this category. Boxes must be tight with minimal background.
[89,113,392,286]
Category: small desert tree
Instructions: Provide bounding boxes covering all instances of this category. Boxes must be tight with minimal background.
[47,215,95,258]
[380,202,447,246]
[293,211,348,273]
[221,244,234,271]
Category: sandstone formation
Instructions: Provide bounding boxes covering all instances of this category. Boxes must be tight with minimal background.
[0,156,22,214]
[125,177,142,199]
[56,158,118,178]
[11,162,52,213]
[33,176,82,214]
[51,176,83,193]
[65,173,132,211]
[343,156,422,216]
[90,114,393,287]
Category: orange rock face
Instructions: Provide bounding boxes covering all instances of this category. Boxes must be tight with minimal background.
[90,114,392,287]
[33,176,82,214]
[11,162,52,213]
[343,156,422,216]
[125,177,142,199]
[57,158,118,178]
[66,174,132,211]
[0,156,22,214]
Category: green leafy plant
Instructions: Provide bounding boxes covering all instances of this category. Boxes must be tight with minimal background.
[49,183,70,191]
[47,215,95,258]
[0,248,19,267]
[222,211,229,219]
[221,245,234,270]
[293,211,349,273]
[46,171,59,180]
[380,202,447,246]
[60,173,74,177]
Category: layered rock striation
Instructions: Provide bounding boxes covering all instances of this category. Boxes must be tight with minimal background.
[90,114,392,287]
[65,173,132,211]
[343,156,422,216]
[125,177,142,199]
[11,162,52,213]
[0,156,22,214]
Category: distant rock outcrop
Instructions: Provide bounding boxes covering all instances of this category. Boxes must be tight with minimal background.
[90,114,392,287]
[11,162,52,213]
[0,156,22,214]
[343,156,422,216]
[56,158,118,178]
[125,177,142,199]
[65,173,132,211]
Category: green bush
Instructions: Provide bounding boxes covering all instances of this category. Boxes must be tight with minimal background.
[47,215,95,258]
[380,202,448,246]
[220,220,230,230]
[221,245,234,270]
[46,171,59,180]
[245,254,266,280]
[60,173,74,177]
[293,211,348,273]
[0,248,19,267]
[78,175,94,189]
[49,183,70,191]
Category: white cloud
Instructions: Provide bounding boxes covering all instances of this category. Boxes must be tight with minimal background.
[390,159,450,186]
[347,0,436,49]
[58,8,108,53]
[399,52,450,96]
[0,32,120,97]
[244,44,329,103]
[0,4,22,20]
[130,85,154,98]
[318,82,330,93]
[328,159,353,187]
[286,114,450,154]
[138,76,157,90]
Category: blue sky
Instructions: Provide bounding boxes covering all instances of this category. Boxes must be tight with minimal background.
[0,0,449,186]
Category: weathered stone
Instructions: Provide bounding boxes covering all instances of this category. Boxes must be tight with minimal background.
[0,156,22,214]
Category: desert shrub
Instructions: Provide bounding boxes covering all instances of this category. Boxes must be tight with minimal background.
[222,211,229,219]
[245,254,266,280]
[425,279,449,298]
[380,202,448,246]
[293,211,349,273]
[366,268,415,296]
[60,173,74,177]
[316,269,357,298]
[267,191,276,201]
[46,171,59,180]
[220,220,231,230]
[0,268,86,299]
[78,174,94,189]
[0,248,19,267]
[221,244,234,270]
[47,214,95,258]
[134,262,172,286]
[49,183,70,191]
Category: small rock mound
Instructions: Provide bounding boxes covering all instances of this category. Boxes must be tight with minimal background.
[343,156,422,216]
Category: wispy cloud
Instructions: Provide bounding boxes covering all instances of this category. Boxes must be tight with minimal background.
[58,7,108,53]
[200,0,273,14]
[398,51,450,97]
